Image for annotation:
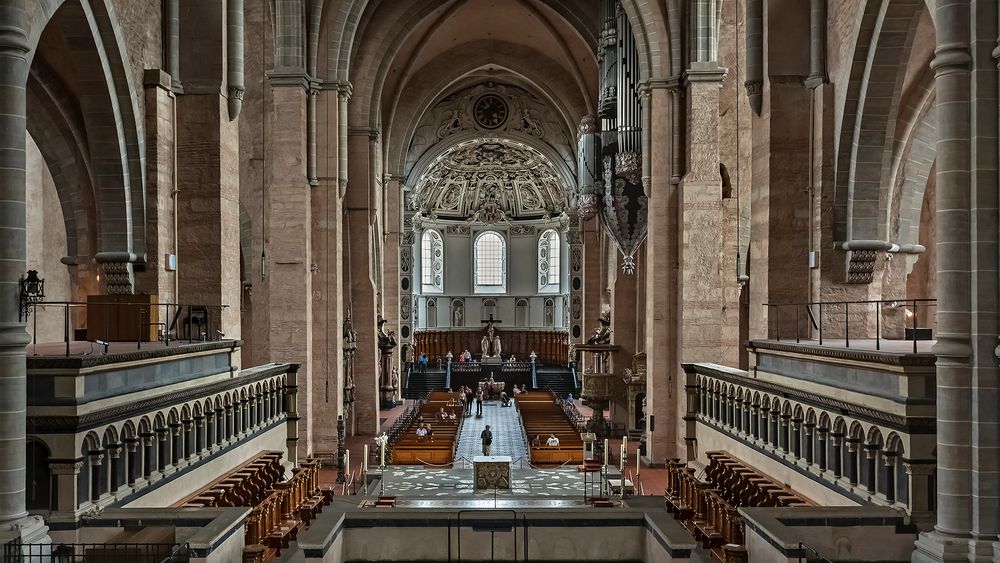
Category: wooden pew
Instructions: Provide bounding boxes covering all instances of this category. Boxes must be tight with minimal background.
[389,390,464,465]
[516,391,583,464]
[663,451,813,560]
[175,451,284,508]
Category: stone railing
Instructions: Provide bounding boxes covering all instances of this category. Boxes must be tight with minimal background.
[683,362,934,524]
[26,345,298,524]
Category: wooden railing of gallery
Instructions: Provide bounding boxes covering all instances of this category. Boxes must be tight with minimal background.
[664,451,813,563]
[413,329,568,365]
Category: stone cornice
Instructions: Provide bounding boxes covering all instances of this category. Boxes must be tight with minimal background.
[26,340,242,371]
[682,362,935,433]
[748,340,936,367]
[28,363,297,434]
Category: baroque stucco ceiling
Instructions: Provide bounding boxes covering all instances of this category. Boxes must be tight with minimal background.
[413,138,569,223]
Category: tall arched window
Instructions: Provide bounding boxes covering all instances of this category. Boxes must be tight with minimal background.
[538,229,561,292]
[474,231,506,293]
[421,229,443,292]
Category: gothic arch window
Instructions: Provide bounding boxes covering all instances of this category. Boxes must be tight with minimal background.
[421,229,444,292]
[474,231,506,293]
[538,229,561,292]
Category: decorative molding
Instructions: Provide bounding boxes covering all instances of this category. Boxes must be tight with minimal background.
[749,340,936,366]
[445,225,471,235]
[405,82,574,177]
[510,225,537,237]
[26,341,243,370]
[414,139,567,221]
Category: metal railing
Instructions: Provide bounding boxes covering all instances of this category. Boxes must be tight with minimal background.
[4,541,189,562]
[24,300,229,356]
[764,298,936,353]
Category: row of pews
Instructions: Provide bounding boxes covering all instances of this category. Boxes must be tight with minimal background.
[390,390,463,465]
[175,451,285,508]
[515,391,583,465]
[664,451,813,563]
[243,459,332,561]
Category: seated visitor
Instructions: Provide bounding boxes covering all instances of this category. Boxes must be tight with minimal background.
[463,349,472,361]
[509,354,516,362]
[448,411,457,420]
[500,391,510,407]
[512,384,521,395]
[415,424,428,438]
[438,407,448,420]
[531,435,541,447]
[546,434,560,447]
[566,393,574,404]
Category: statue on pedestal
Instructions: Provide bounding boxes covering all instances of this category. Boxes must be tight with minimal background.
[377,314,398,408]
[479,317,503,359]
[587,310,612,345]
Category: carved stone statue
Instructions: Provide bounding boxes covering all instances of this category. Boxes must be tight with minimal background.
[377,314,399,408]
[390,366,400,389]
[492,334,502,358]
[377,314,397,353]
[587,310,612,345]
[453,304,463,327]
[481,334,490,358]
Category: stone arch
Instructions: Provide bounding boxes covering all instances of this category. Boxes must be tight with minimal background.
[25,437,53,511]
[32,0,146,259]
[833,0,931,244]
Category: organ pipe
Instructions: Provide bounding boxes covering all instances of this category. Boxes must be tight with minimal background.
[598,0,617,119]
[806,0,828,88]
[577,115,601,220]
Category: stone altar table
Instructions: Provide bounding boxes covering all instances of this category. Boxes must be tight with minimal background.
[473,456,512,490]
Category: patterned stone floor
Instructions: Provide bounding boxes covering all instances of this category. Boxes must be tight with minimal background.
[374,466,610,499]
[454,400,529,463]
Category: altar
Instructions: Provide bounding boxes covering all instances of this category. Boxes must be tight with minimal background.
[473,455,512,490]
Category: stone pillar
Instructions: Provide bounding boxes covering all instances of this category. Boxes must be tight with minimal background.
[265,76,313,450]
[107,444,122,493]
[310,87,345,452]
[156,429,168,472]
[610,255,637,428]
[816,428,827,470]
[182,419,194,459]
[383,177,403,402]
[769,410,779,448]
[643,82,678,465]
[580,221,602,346]
[170,423,182,466]
[831,432,843,478]
[779,414,790,452]
[88,453,103,502]
[912,2,988,561]
[164,0,181,90]
[141,433,155,479]
[803,422,814,464]
[883,453,896,504]
[48,461,82,515]
[125,439,139,486]
[205,412,214,450]
[345,127,380,436]
[864,445,878,494]
[906,461,936,526]
[846,439,859,485]
[0,0,39,536]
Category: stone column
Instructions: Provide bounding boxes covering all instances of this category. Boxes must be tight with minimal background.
[831,432,843,478]
[883,452,896,504]
[383,177,403,403]
[779,414,790,453]
[906,461,936,527]
[170,423,182,466]
[804,422,814,464]
[194,415,204,454]
[182,419,194,459]
[863,445,878,494]
[913,1,984,561]
[141,433,155,479]
[205,411,215,450]
[125,439,139,486]
[769,410,779,448]
[816,428,827,470]
[0,1,45,542]
[88,453,104,502]
[156,429,168,472]
[107,444,122,494]
[846,439,859,485]
[48,461,82,515]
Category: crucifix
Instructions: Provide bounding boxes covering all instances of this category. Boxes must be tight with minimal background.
[480,314,503,358]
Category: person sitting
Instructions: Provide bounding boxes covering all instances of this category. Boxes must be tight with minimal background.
[500,391,510,407]
[531,434,542,447]
[463,349,472,362]
[512,384,521,395]
[459,353,466,363]
[448,411,457,421]
[415,424,428,438]
[509,354,517,363]
[546,434,560,447]
[437,407,448,420]
[566,393,574,404]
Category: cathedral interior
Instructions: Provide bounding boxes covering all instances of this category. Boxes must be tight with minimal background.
[0,0,998,561]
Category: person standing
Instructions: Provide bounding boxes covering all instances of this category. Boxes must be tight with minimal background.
[481,425,493,456]
[475,387,484,416]
[465,387,474,415]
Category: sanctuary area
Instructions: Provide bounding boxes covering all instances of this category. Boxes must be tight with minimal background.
[0,0,997,562]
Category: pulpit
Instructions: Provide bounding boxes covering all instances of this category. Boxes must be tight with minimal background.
[473,456,512,490]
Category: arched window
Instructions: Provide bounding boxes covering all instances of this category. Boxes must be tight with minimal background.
[538,229,561,292]
[474,231,506,292]
[421,229,443,292]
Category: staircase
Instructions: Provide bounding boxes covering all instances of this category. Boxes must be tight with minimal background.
[534,366,578,397]
[403,369,448,399]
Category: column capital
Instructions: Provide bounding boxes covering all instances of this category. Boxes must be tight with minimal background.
[88,452,104,466]
[49,460,84,476]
